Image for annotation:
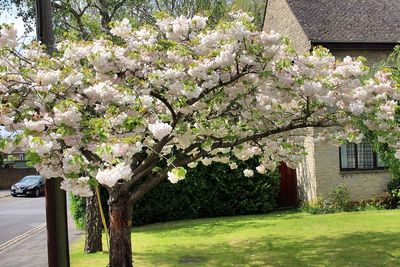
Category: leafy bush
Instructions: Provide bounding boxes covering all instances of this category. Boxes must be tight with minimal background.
[69,187,109,230]
[301,185,350,214]
[328,184,351,212]
[300,196,329,214]
[69,194,86,230]
[302,184,396,214]
[70,159,280,227]
[349,193,391,211]
[133,159,280,225]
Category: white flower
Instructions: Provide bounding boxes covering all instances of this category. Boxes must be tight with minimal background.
[36,164,64,179]
[83,81,121,103]
[182,85,203,99]
[256,164,267,174]
[2,142,14,154]
[129,142,143,154]
[201,157,212,166]
[243,169,254,177]
[229,162,238,170]
[0,25,18,48]
[60,177,93,197]
[62,148,83,174]
[36,70,60,86]
[63,72,84,86]
[348,101,365,115]
[148,121,172,140]
[96,163,132,187]
[110,18,131,38]
[111,143,129,158]
[167,171,180,183]
[54,106,81,128]
[28,137,53,156]
[24,119,47,132]
[192,16,208,30]
[167,167,187,184]
[187,161,198,168]
[139,95,153,108]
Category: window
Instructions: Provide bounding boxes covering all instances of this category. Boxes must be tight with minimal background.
[339,142,385,171]
[18,153,25,161]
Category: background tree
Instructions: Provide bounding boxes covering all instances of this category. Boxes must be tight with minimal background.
[1,0,267,37]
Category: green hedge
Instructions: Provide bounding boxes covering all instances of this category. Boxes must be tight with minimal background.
[70,159,280,227]
[133,160,280,225]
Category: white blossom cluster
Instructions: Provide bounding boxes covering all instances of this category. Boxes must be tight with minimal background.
[148,122,173,140]
[60,177,93,197]
[96,163,132,187]
[0,25,17,48]
[0,12,398,197]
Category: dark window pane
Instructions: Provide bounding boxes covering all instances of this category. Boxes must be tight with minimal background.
[357,142,374,169]
[340,143,356,169]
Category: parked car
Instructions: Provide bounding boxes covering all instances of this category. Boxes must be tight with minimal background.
[11,175,45,197]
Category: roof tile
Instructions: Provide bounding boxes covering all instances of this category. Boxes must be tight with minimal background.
[286,0,400,42]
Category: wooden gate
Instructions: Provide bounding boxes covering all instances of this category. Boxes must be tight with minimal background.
[277,163,298,208]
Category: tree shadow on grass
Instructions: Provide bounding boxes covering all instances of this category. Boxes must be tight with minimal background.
[133,231,400,267]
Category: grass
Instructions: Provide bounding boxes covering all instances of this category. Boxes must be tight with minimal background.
[71,209,400,266]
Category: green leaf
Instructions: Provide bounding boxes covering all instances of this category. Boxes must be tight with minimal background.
[172,167,187,179]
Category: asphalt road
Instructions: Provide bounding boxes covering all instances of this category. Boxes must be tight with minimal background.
[0,192,83,267]
[0,195,46,245]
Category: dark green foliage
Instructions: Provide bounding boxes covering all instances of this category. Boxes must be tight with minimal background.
[300,196,328,215]
[349,193,393,211]
[328,184,351,212]
[70,160,280,227]
[301,185,396,215]
[69,194,87,230]
[133,159,279,225]
[301,185,352,215]
[69,187,109,230]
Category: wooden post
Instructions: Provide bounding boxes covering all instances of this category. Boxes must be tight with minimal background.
[35,1,70,266]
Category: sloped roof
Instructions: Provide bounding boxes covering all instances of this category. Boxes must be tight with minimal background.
[286,0,400,42]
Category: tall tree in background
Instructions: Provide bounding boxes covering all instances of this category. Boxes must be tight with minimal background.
[1,0,266,38]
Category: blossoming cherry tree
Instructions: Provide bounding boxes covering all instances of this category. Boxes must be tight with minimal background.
[0,13,399,267]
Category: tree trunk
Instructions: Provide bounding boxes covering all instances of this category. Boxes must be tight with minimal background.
[109,190,133,267]
[84,194,103,253]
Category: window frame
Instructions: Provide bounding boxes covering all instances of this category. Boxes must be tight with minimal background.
[339,143,386,171]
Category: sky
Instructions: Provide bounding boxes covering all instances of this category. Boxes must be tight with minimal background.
[0,4,26,37]
[0,3,35,44]
[0,4,29,137]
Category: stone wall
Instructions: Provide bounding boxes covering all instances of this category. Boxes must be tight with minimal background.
[296,128,317,201]
[263,0,310,52]
[296,128,392,202]
[0,167,38,189]
[314,141,391,201]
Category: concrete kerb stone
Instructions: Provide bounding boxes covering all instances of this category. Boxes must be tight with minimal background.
[0,190,10,199]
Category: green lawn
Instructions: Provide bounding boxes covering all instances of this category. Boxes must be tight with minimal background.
[71,210,400,266]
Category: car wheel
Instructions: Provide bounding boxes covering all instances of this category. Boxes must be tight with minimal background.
[34,188,40,197]
[11,194,17,197]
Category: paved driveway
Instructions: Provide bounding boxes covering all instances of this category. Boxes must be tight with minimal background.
[0,193,83,267]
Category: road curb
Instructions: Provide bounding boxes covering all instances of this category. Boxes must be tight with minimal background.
[0,194,10,199]
[0,223,47,253]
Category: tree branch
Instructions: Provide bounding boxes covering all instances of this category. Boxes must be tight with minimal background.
[150,91,177,122]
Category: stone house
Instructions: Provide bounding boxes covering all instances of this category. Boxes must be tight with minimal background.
[264,0,400,202]
[3,147,29,168]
